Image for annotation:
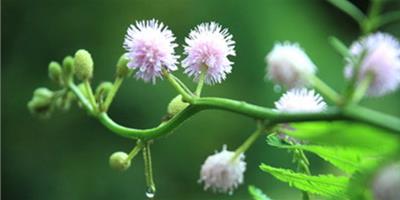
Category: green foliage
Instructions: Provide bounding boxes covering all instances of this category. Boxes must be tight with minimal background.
[267,135,378,174]
[266,122,400,199]
[285,122,399,152]
[260,164,349,198]
[248,185,272,200]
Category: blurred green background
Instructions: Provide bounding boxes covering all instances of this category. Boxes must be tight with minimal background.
[2,0,400,199]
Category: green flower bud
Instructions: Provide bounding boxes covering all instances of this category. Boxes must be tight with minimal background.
[95,81,113,101]
[48,61,63,85]
[74,49,94,80]
[116,54,130,78]
[167,95,189,116]
[63,56,75,78]
[27,87,54,118]
[109,151,131,172]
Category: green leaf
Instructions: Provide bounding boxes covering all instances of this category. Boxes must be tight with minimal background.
[267,136,377,174]
[260,164,349,198]
[248,185,272,200]
[285,122,399,153]
[326,0,365,24]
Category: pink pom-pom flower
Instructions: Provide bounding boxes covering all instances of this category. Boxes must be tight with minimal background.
[344,32,400,96]
[123,19,179,83]
[182,22,236,85]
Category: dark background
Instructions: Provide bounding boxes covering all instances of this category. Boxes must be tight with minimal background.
[2,0,400,199]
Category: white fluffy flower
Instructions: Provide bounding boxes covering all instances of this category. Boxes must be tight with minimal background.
[182,22,235,85]
[199,145,246,194]
[344,32,400,96]
[266,42,317,88]
[275,88,327,113]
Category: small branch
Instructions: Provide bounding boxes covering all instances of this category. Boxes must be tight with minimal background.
[163,69,193,103]
[326,0,366,25]
[68,81,94,114]
[68,82,400,141]
[102,77,124,112]
[84,80,98,112]
[195,71,206,96]
[310,75,341,105]
[231,121,266,161]
[143,142,156,196]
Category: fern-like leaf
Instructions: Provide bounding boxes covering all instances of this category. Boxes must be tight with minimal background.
[260,164,349,198]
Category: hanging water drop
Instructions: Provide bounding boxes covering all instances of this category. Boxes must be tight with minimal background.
[145,187,156,199]
[273,84,282,93]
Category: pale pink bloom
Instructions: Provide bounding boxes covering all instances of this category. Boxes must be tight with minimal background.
[266,42,317,88]
[123,19,178,83]
[182,22,235,84]
[345,33,400,96]
[275,88,326,113]
[199,145,246,194]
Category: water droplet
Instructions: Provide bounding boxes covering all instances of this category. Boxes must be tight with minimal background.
[145,187,156,199]
[273,85,282,93]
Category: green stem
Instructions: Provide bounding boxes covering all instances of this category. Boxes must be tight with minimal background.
[361,0,383,34]
[143,142,156,196]
[68,81,93,113]
[67,82,400,140]
[126,141,144,161]
[195,71,206,96]
[84,80,98,112]
[310,75,341,104]
[232,121,266,161]
[291,142,311,200]
[102,77,123,112]
[351,73,373,104]
[170,74,193,95]
[163,69,193,103]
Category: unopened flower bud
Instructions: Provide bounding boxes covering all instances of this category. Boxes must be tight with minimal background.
[74,49,94,80]
[62,56,75,78]
[167,95,189,116]
[109,151,131,171]
[27,87,54,118]
[116,54,130,78]
[95,81,113,101]
[48,61,63,85]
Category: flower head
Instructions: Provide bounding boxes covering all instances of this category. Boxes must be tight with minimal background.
[182,22,236,85]
[199,145,246,194]
[266,42,317,88]
[123,19,179,83]
[275,88,326,113]
[344,32,400,96]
